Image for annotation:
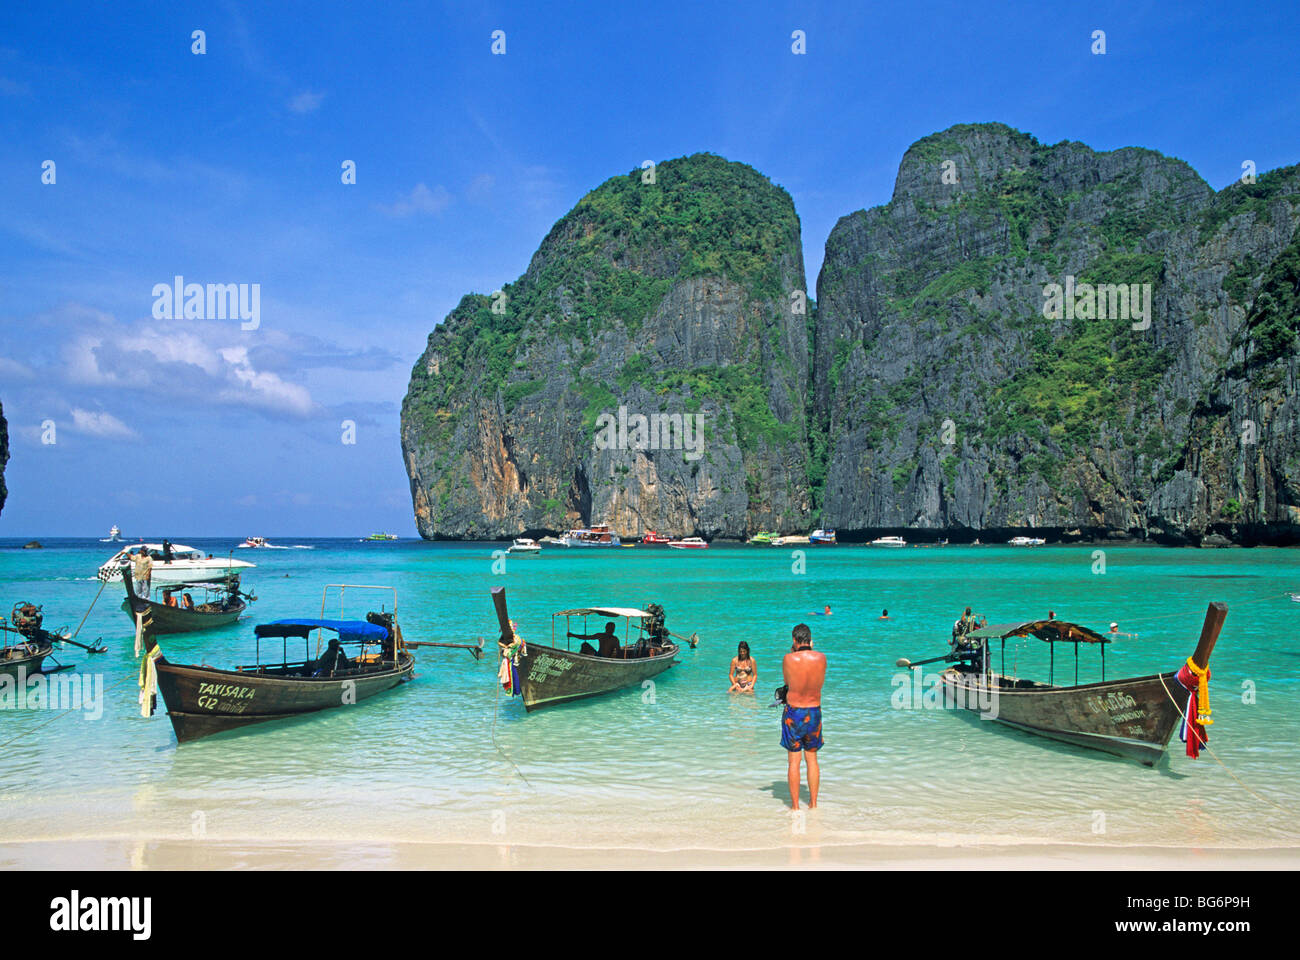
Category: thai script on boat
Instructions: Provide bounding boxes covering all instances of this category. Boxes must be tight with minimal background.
[196,682,256,712]
[1084,691,1139,715]
[890,668,1000,720]
[0,667,104,720]
[592,405,705,462]
[1041,276,1152,331]
[151,275,260,330]
[528,654,575,684]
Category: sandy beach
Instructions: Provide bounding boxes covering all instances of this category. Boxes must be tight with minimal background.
[3,836,1296,870]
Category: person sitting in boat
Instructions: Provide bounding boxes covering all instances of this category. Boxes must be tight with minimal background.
[569,622,621,658]
[315,637,350,675]
[162,540,175,563]
[182,593,195,609]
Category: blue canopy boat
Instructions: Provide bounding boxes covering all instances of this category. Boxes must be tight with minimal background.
[138,584,428,743]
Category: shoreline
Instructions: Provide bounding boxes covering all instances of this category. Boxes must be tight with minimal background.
[3,837,1297,870]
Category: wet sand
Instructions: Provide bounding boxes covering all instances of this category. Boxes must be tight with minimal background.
[3,836,1296,870]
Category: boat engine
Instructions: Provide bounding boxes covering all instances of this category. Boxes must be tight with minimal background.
[10,602,44,639]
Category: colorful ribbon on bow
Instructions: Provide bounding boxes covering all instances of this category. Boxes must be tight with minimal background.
[1175,657,1211,759]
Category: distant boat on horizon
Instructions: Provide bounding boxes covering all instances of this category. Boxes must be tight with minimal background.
[100,524,123,543]
[361,532,400,542]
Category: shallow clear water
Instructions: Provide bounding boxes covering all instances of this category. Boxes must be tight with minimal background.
[1,538,1298,855]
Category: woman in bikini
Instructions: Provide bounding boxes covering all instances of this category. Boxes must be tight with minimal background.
[729,641,757,694]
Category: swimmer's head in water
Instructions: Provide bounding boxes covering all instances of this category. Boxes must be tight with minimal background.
[792,623,812,649]
[737,641,750,659]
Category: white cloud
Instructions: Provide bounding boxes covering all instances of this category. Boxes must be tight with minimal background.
[379,183,452,217]
[287,90,325,114]
[61,315,317,418]
[70,407,138,439]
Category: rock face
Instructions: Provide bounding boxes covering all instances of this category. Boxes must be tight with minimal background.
[401,154,811,539]
[812,123,1300,544]
[0,400,8,518]
[402,129,1300,544]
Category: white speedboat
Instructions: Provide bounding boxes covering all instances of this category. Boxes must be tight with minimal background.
[100,525,123,543]
[238,536,271,548]
[871,536,907,547]
[507,538,541,554]
[1009,536,1046,546]
[97,543,254,584]
[667,537,708,550]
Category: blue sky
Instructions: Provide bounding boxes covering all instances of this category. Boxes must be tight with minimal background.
[1,1,1297,537]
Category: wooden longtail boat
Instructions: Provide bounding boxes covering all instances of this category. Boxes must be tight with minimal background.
[491,587,677,711]
[141,584,417,743]
[1,602,74,677]
[902,603,1226,765]
[122,572,252,634]
[1,634,54,679]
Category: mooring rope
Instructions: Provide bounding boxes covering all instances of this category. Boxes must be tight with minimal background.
[1156,672,1296,816]
[69,577,109,640]
[0,672,136,752]
[489,672,531,788]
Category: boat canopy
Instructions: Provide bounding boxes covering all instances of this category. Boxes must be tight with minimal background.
[255,618,388,643]
[966,620,1111,644]
[552,607,650,619]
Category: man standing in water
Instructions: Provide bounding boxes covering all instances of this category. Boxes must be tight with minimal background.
[781,624,826,810]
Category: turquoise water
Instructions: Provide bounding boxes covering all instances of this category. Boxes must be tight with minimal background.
[1,538,1298,856]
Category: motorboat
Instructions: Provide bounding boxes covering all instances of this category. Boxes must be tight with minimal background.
[667,537,708,550]
[238,536,271,548]
[810,528,837,544]
[100,525,124,543]
[871,536,907,547]
[560,524,622,547]
[507,538,541,554]
[97,543,254,584]
[1009,536,1047,546]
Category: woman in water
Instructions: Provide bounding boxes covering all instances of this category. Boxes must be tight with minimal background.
[729,641,757,694]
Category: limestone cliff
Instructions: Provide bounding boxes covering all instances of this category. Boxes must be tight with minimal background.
[812,123,1300,543]
[401,154,811,538]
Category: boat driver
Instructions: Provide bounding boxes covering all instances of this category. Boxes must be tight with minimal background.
[569,622,621,658]
[316,637,350,675]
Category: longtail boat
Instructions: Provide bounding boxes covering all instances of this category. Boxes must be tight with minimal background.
[492,587,678,711]
[139,584,480,743]
[122,572,252,634]
[1,602,76,677]
[896,603,1226,765]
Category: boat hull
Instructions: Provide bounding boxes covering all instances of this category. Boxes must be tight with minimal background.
[941,668,1185,765]
[515,641,677,711]
[0,641,52,679]
[121,597,245,634]
[153,653,414,743]
[99,561,254,584]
